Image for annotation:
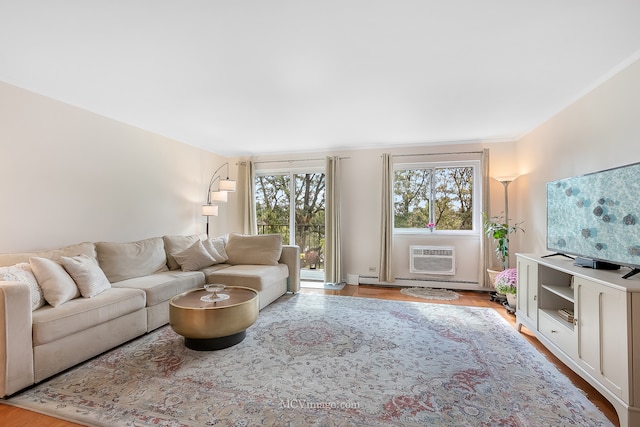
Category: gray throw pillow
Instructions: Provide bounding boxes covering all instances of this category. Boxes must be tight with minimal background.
[173,240,216,271]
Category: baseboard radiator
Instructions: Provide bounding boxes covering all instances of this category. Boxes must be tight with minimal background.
[409,245,455,275]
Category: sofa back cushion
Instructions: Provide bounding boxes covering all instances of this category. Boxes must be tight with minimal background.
[0,242,96,267]
[225,233,282,266]
[96,237,168,282]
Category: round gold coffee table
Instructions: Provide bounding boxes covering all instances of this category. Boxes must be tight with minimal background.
[169,286,259,351]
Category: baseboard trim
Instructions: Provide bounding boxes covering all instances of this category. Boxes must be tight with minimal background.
[358,275,487,291]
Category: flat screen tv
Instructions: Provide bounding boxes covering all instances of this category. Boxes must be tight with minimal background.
[546,161,640,279]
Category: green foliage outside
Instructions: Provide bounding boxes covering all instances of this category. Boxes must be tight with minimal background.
[254,165,474,269]
[255,173,325,269]
[394,166,473,230]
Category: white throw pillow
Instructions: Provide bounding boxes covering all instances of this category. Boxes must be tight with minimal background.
[202,237,229,263]
[61,254,111,298]
[0,263,45,311]
[30,256,80,307]
[173,240,216,271]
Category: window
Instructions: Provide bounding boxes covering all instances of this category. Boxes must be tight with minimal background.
[394,161,478,232]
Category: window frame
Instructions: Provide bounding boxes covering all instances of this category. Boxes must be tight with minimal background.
[393,159,481,235]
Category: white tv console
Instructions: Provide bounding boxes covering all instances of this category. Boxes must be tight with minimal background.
[516,254,640,427]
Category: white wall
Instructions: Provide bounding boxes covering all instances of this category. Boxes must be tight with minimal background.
[0,82,227,252]
[513,58,640,257]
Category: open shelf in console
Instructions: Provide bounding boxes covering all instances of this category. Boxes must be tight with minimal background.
[540,283,574,303]
[538,264,575,330]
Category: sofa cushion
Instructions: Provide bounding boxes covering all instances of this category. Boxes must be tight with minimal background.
[205,264,289,292]
[0,242,96,267]
[111,271,204,307]
[96,237,168,282]
[225,233,282,266]
[30,257,80,307]
[0,263,45,310]
[199,263,232,276]
[173,240,216,271]
[31,287,146,346]
[61,254,111,298]
[163,234,206,270]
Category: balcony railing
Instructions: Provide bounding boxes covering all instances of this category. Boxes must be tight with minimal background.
[257,223,325,271]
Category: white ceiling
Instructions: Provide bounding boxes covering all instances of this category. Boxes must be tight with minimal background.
[2,1,640,157]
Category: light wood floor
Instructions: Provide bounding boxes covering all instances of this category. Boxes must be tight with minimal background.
[0,285,619,426]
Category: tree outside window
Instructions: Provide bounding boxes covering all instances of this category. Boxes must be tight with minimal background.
[255,172,325,269]
[394,165,474,231]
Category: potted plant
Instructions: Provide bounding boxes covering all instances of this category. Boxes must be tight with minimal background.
[494,267,518,307]
[483,213,524,285]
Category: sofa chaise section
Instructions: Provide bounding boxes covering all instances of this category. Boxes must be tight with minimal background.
[204,264,289,310]
[163,233,300,309]
[166,233,301,309]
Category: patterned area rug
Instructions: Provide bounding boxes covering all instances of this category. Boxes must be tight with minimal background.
[4,294,613,426]
[400,287,460,301]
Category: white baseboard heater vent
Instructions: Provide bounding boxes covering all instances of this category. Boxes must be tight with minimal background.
[410,246,455,275]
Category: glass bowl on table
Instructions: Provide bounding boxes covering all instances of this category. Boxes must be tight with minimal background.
[201,284,229,302]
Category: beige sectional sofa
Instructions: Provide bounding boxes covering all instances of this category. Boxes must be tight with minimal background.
[0,233,300,397]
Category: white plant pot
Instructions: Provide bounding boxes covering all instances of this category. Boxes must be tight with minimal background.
[506,293,517,307]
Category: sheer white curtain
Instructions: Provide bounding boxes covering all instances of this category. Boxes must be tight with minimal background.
[379,153,394,283]
[480,148,491,287]
[238,161,257,235]
[324,156,341,284]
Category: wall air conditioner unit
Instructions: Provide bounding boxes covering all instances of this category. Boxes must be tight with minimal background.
[410,246,455,275]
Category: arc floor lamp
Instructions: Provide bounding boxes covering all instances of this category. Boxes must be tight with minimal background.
[202,162,236,235]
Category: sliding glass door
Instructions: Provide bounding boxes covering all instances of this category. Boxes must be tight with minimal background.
[255,170,325,280]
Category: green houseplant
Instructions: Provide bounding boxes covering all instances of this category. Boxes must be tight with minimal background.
[483,213,524,272]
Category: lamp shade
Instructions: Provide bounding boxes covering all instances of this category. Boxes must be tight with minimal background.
[210,191,228,202]
[494,175,519,183]
[219,179,236,192]
[202,204,219,216]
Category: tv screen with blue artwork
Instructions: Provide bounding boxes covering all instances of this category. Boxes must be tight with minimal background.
[546,161,640,278]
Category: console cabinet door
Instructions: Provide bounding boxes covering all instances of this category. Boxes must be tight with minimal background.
[516,257,538,327]
[575,276,628,402]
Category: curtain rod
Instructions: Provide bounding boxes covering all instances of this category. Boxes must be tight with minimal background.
[391,150,484,158]
[252,156,350,165]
